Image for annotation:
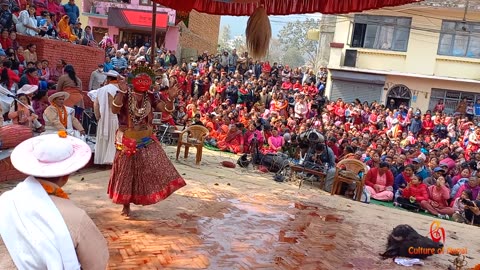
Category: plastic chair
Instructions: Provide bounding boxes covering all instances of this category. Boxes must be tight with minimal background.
[176,125,208,165]
[330,159,367,201]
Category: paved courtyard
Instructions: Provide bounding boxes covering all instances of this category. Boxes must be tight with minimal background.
[1,146,479,269]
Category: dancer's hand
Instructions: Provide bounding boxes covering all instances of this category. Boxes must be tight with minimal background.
[168,84,181,100]
[118,75,128,93]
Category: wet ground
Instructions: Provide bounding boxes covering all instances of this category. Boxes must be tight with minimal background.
[1,146,478,269]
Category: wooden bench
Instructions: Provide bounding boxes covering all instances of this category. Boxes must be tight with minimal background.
[289,165,326,189]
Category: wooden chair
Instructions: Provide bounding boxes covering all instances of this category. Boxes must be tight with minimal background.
[330,159,367,201]
[176,125,209,165]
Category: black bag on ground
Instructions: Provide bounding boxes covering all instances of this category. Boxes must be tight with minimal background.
[237,154,251,168]
[260,153,289,173]
[397,197,421,212]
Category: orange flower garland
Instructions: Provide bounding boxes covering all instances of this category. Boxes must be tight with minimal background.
[53,104,68,128]
[40,182,69,199]
[58,130,67,138]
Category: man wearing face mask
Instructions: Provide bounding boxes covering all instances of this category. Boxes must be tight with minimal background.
[88,64,106,90]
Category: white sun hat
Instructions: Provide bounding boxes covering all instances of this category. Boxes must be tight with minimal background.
[104,70,119,78]
[48,91,70,104]
[10,133,92,178]
[17,84,39,95]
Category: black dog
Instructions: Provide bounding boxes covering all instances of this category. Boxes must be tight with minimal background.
[381,224,443,259]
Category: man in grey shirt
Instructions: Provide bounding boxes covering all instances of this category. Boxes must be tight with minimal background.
[88,64,107,90]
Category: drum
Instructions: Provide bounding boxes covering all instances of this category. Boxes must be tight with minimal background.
[0,124,33,149]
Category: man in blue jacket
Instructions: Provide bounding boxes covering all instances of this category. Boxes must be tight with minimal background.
[63,0,79,25]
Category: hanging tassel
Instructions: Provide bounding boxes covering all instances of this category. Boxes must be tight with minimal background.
[245,6,271,60]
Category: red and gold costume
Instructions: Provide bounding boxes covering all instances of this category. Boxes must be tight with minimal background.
[108,67,186,207]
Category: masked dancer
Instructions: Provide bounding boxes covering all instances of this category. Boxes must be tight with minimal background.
[108,67,186,216]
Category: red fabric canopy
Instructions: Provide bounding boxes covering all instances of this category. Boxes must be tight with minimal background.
[154,0,422,16]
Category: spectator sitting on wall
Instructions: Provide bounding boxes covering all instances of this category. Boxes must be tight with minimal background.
[58,15,77,42]
[72,21,81,39]
[16,4,39,36]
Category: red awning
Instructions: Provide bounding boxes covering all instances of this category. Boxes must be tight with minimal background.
[107,8,169,30]
[152,0,422,16]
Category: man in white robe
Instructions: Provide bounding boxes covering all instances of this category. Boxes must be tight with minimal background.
[90,71,120,165]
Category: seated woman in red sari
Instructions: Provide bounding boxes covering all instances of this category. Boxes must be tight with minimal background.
[263,129,284,154]
[204,121,219,146]
[217,123,244,154]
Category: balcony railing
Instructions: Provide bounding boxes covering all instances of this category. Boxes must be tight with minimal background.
[83,0,165,14]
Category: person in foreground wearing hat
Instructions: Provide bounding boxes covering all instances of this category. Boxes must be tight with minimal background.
[108,67,186,216]
[0,132,109,269]
[89,70,119,165]
[43,91,85,137]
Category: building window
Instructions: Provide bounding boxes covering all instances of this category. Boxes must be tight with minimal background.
[438,21,480,58]
[429,88,477,115]
[351,15,412,52]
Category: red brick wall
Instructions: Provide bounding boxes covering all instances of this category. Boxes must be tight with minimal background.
[16,35,105,95]
[0,157,26,182]
[180,11,220,57]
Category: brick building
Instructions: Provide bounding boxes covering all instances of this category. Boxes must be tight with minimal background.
[178,10,221,60]
[80,0,220,61]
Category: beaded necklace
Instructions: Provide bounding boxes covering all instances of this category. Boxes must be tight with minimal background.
[128,89,150,126]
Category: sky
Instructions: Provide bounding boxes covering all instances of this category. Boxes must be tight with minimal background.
[220,14,322,38]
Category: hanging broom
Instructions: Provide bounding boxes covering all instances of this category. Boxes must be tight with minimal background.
[245,6,271,60]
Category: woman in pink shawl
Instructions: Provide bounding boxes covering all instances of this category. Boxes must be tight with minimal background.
[420,176,454,218]
[244,123,263,153]
[264,129,284,154]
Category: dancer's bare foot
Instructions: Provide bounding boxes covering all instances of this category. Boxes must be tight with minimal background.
[121,204,131,216]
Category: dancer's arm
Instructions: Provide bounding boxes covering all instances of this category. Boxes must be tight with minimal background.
[112,76,127,114]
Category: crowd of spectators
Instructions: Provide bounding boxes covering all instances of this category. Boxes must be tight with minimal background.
[116,47,478,226]
[0,5,478,226]
[0,0,93,44]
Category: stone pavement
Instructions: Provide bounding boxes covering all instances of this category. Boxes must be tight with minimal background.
[1,146,478,269]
